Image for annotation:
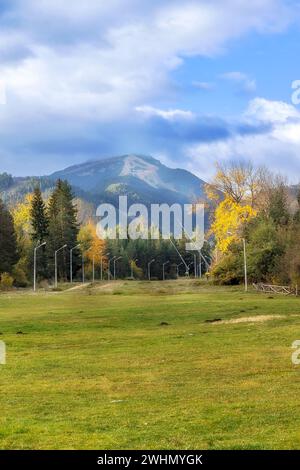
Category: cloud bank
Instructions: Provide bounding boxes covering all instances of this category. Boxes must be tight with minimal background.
[0,0,298,178]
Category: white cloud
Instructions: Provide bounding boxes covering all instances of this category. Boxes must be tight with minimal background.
[186,98,300,182]
[135,105,195,121]
[0,0,293,120]
[221,71,257,93]
[192,81,215,91]
[0,0,297,175]
[245,97,300,123]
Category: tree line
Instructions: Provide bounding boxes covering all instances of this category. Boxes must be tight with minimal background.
[206,161,300,286]
[4,159,295,288]
[0,180,79,287]
[0,179,210,287]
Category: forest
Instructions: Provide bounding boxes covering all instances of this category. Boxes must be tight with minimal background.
[0,161,299,288]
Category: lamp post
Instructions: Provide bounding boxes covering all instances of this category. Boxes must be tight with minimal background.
[194,254,197,278]
[92,254,95,283]
[242,238,248,292]
[227,231,248,292]
[131,258,138,279]
[33,242,46,292]
[176,262,183,278]
[186,262,194,277]
[82,254,85,283]
[101,252,110,281]
[55,244,67,288]
[108,256,116,281]
[162,261,170,281]
[148,259,155,281]
[114,256,122,280]
[70,244,80,284]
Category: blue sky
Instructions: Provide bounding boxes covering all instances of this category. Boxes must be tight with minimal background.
[0,0,300,180]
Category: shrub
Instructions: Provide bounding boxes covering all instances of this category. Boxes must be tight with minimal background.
[0,272,14,290]
[211,252,242,285]
[39,279,50,290]
[13,265,29,288]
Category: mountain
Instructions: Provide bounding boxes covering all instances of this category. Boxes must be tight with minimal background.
[1,154,207,208]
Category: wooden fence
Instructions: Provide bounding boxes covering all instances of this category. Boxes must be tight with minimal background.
[253,283,298,296]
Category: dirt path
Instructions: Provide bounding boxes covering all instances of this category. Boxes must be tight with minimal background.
[65,283,91,291]
[214,314,285,325]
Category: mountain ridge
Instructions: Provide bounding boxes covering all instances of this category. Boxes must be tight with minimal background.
[0,155,208,215]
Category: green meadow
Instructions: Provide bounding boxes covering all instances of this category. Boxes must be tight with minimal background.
[0,279,300,449]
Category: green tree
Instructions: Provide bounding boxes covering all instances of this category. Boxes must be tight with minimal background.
[47,180,79,282]
[0,199,19,274]
[246,218,285,283]
[0,172,13,191]
[268,185,289,226]
[30,187,49,281]
[30,187,49,243]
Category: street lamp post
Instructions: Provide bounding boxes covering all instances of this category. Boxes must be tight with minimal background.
[70,244,80,284]
[108,256,116,281]
[101,252,110,281]
[186,262,194,277]
[82,254,85,283]
[148,259,155,281]
[92,255,95,283]
[33,242,46,292]
[243,238,248,292]
[114,257,122,280]
[55,244,67,288]
[162,261,170,281]
[176,262,183,278]
[194,254,197,278]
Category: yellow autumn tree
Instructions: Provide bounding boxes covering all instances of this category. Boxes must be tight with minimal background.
[77,221,107,265]
[12,193,33,236]
[11,193,34,286]
[211,196,257,253]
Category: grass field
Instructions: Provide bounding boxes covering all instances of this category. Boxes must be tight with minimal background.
[0,279,300,449]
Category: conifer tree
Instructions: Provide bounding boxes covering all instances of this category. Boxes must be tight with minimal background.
[30,187,49,243]
[0,199,19,274]
[30,187,49,280]
[47,180,79,282]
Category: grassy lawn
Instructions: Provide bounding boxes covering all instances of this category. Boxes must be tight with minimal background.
[0,279,300,449]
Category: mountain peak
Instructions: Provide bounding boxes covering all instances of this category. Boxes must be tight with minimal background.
[49,154,205,201]
[1,154,207,209]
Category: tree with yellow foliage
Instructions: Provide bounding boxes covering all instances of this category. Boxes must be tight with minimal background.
[12,193,33,237]
[77,221,107,278]
[11,194,34,286]
[211,196,257,253]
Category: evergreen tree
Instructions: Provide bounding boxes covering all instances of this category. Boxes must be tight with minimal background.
[30,187,49,243]
[47,180,79,282]
[0,199,19,274]
[268,185,289,226]
[30,187,49,281]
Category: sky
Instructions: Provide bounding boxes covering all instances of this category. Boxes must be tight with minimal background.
[0,0,300,181]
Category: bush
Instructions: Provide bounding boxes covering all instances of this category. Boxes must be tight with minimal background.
[211,252,242,285]
[13,265,29,288]
[0,272,14,290]
[39,279,50,290]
